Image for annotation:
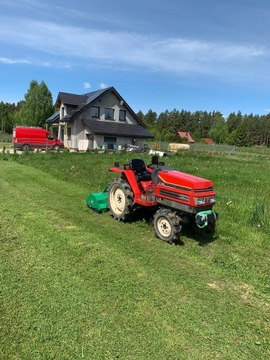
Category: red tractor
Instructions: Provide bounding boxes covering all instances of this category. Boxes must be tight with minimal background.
[106,156,218,243]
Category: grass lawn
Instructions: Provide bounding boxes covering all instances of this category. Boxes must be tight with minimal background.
[0,149,269,359]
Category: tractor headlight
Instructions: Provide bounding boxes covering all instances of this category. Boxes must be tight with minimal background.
[194,197,206,205]
[194,196,216,205]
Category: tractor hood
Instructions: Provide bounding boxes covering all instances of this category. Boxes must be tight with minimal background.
[157,170,214,192]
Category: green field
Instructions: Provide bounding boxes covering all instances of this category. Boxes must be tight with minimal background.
[0,149,269,359]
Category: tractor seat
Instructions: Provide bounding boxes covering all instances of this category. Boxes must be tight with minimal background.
[130,159,152,181]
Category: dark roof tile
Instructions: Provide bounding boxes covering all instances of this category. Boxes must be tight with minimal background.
[46,111,59,123]
[58,92,87,106]
[83,119,154,138]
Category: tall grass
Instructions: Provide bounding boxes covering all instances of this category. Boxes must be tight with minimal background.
[248,201,269,229]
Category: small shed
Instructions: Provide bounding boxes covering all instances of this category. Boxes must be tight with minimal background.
[203,138,215,144]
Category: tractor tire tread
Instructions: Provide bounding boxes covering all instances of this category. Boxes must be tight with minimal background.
[108,178,134,221]
[153,207,182,243]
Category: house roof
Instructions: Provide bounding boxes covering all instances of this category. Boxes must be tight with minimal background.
[46,110,60,123]
[52,87,145,127]
[83,119,154,138]
[56,92,88,107]
[177,131,195,143]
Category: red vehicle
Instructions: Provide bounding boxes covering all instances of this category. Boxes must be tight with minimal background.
[13,127,64,151]
[107,157,218,243]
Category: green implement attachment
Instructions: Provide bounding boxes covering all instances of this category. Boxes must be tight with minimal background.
[86,186,109,213]
[195,210,217,229]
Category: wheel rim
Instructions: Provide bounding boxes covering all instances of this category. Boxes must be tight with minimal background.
[157,216,172,238]
[110,186,126,215]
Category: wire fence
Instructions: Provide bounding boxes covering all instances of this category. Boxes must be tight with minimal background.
[147,141,270,158]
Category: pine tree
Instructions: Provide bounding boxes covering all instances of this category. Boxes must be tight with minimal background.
[144,109,157,127]
[227,111,242,133]
[235,121,249,147]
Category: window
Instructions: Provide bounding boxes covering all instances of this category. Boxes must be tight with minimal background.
[104,136,117,149]
[67,127,71,140]
[104,136,116,144]
[105,107,115,120]
[46,133,54,140]
[91,106,100,118]
[119,109,126,122]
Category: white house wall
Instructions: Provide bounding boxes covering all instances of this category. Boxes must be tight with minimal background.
[93,135,144,150]
[78,136,145,151]
[72,118,85,148]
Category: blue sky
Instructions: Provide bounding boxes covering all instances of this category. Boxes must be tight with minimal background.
[1,0,270,117]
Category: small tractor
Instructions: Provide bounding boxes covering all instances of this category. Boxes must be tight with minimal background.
[87,156,218,243]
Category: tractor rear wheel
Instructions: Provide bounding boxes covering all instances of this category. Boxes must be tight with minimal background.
[108,178,134,221]
[153,208,181,243]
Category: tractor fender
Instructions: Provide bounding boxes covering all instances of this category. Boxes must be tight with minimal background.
[109,167,141,199]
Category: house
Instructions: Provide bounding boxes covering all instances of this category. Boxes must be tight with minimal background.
[177,131,195,143]
[46,87,153,150]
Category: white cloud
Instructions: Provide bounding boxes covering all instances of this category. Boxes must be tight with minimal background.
[0,57,31,64]
[83,82,91,89]
[0,16,269,82]
[0,56,72,69]
[99,83,108,89]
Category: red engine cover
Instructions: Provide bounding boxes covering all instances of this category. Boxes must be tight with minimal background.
[157,170,213,191]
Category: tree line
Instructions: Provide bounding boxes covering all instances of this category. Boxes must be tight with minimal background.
[138,109,270,147]
[1,80,270,147]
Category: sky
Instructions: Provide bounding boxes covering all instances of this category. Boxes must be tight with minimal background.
[1,0,270,117]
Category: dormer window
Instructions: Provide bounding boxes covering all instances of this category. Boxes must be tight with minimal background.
[105,107,115,120]
[119,109,126,122]
[91,106,100,118]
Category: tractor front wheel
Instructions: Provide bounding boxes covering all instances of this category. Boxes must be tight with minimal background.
[153,208,181,243]
[108,178,134,221]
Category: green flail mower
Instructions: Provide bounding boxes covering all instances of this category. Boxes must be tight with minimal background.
[86,186,109,213]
